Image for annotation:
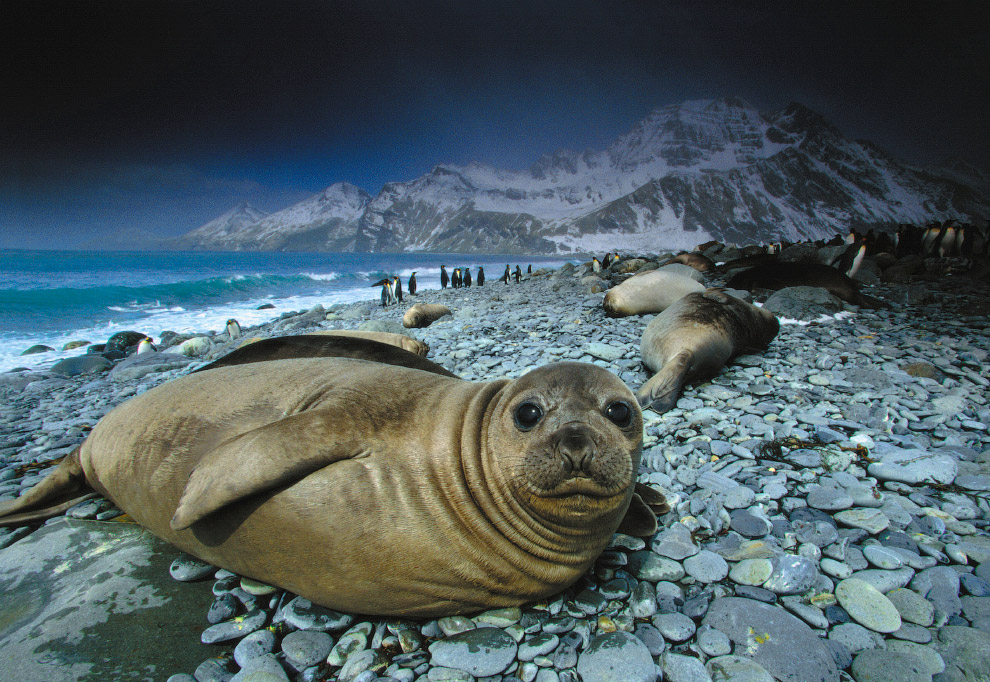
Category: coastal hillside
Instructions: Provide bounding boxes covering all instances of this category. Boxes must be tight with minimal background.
[173,98,990,254]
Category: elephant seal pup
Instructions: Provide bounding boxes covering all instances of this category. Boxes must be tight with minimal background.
[726,262,885,309]
[193,335,453,376]
[663,252,716,273]
[306,329,429,356]
[602,269,705,317]
[403,303,452,328]
[637,288,780,413]
[0,359,651,617]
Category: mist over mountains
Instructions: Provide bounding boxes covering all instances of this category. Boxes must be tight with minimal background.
[167,98,990,255]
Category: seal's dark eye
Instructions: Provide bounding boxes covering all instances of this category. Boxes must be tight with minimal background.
[514,402,543,431]
[605,401,633,427]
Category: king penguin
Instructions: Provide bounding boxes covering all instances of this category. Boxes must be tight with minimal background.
[477,266,485,287]
[440,265,449,290]
[225,319,241,340]
[408,271,418,296]
[464,267,472,287]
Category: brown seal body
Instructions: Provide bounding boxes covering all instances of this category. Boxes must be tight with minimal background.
[637,289,780,412]
[305,330,429,356]
[0,359,644,617]
[194,335,452,376]
[402,303,452,328]
[726,262,885,309]
[602,270,705,317]
[667,252,716,272]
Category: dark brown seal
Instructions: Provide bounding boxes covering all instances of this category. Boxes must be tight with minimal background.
[637,288,780,412]
[726,262,886,309]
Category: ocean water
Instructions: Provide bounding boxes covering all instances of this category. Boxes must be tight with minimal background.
[0,250,575,373]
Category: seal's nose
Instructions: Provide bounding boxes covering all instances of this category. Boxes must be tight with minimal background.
[555,424,596,476]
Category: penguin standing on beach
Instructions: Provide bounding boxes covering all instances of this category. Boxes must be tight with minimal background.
[501,265,510,284]
[835,240,867,278]
[225,319,241,340]
[602,253,613,269]
[477,267,485,287]
[378,280,392,307]
[592,257,601,273]
[440,266,449,290]
[514,265,522,283]
[452,268,462,289]
[464,268,472,287]
[393,276,403,303]
[527,265,532,275]
[136,337,157,354]
[408,272,418,296]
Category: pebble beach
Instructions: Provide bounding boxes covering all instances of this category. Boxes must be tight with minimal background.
[2,247,990,682]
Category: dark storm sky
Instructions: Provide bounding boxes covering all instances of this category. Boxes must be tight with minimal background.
[1,1,987,248]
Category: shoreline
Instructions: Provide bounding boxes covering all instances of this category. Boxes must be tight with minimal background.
[2,255,990,682]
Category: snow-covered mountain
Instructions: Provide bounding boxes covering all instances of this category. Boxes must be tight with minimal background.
[167,201,270,250]
[175,98,990,254]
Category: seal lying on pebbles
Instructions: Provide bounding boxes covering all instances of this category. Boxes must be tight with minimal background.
[637,288,780,412]
[726,262,886,309]
[0,353,657,617]
[193,335,454,376]
[403,302,452,328]
[305,329,429,356]
[602,270,705,317]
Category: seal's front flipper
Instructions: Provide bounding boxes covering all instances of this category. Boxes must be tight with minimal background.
[635,349,693,413]
[0,448,96,527]
[617,492,658,537]
[171,408,368,531]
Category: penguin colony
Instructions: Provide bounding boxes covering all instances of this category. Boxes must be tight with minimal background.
[374,263,534,307]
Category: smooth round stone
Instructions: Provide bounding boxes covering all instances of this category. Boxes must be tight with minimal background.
[627,551,686,581]
[207,593,238,624]
[793,520,839,547]
[885,588,935,626]
[438,616,476,636]
[576,631,655,682]
[684,550,729,583]
[834,508,890,534]
[337,649,386,682]
[661,652,710,682]
[706,655,774,682]
[518,633,559,661]
[820,558,852,580]
[697,626,733,656]
[729,559,774,586]
[241,577,278,596]
[762,555,817,595]
[829,623,883,654]
[960,573,990,596]
[428,627,518,677]
[850,649,933,682]
[194,658,235,682]
[201,609,268,643]
[327,628,370,666]
[652,612,696,643]
[474,607,522,627]
[864,544,904,569]
[723,486,757,509]
[170,553,216,581]
[633,623,665,657]
[892,623,933,644]
[730,510,772,538]
[885,640,945,675]
[599,578,633,599]
[281,631,334,668]
[653,524,700,560]
[850,567,915,593]
[167,675,196,682]
[807,486,854,511]
[282,597,354,632]
[234,629,277,668]
[836,578,902,633]
[629,580,658,618]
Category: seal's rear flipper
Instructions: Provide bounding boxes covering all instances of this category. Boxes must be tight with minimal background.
[635,350,693,414]
[0,448,95,527]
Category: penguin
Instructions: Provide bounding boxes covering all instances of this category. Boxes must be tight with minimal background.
[477,266,485,287]
[225,319,241,341]
[452,268,462,289]
[527,264,532,275]
[602,253,613,269]
[501,265,510,285]
[835,240,867,278]
[376,279,392,307]
[940,226,958,258]
[514,265,522,283]
[844,229,858,245]
[922,224,944,256]
[136,337,157,354]
[440,265,449,289]
[408,271,418,296]
[463,267,472,287]
[592,257,601,273]
[393,276,403,303]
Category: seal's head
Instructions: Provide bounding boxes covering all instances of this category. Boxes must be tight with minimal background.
[486,362,643,525]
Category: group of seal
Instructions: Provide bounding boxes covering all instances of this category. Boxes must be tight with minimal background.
[0,335,656,617]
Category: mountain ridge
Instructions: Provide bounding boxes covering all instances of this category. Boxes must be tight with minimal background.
[172,98,990,254]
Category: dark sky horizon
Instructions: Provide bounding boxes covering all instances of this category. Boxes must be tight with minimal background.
[2,1,988,249]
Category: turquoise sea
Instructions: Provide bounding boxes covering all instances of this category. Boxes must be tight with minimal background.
[0,250,574,373]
